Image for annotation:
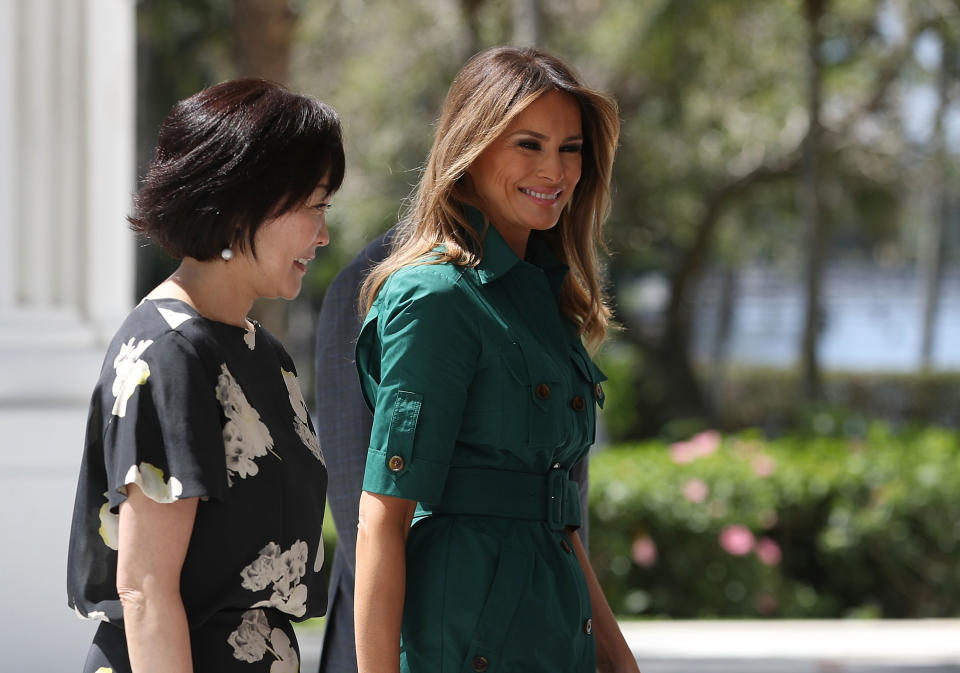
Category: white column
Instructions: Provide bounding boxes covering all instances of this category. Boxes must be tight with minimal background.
[0,0,136,401]
[0,1,136,669]
[0,1,15,312]
[20,0,57,307]
[56,0,85,310]
[84,0,137,337]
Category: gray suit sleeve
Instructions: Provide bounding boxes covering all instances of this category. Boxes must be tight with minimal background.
[315,232,392,576]
[315,232,392,673]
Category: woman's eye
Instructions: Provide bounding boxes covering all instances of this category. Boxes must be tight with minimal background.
[518,140,541,151]
[561,144,583,153]
[311,203,331,214]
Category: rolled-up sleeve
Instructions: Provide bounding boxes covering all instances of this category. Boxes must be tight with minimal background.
[356,267,481,505]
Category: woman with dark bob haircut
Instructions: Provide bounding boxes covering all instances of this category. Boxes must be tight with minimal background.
[67,78,343,673]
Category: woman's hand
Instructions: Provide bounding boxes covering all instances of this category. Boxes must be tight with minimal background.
[568,529,642,673]
[117,483,198,673]
[355,491,418,673]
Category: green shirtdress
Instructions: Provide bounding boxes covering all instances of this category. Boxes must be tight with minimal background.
[356,207,607,673]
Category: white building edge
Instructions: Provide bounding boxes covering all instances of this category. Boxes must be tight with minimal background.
[0,1,136,667]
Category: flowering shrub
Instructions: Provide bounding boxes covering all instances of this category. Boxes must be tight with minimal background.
[589,422,960,618]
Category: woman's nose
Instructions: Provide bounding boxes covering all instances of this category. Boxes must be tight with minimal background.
[315,220,330,247]
[537,151,564,181]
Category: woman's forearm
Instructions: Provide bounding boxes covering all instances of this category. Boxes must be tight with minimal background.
[355,525,406,673]
[119,587,193,673]
[568,529,641,673]
[355,491,417,673]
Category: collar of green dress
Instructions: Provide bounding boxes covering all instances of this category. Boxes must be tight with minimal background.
[465,205,569,297]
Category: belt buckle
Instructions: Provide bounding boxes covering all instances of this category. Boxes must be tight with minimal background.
[547,464,565,530]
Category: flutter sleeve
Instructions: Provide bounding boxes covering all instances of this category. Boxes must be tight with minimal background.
[355,267,481,505]
[100,330,229,514]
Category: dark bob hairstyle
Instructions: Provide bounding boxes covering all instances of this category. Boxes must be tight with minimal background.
[129,78,345,260]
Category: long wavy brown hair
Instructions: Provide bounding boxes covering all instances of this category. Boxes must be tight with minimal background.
[359,46,620,350]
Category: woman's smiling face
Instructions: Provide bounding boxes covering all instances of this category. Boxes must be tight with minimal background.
[242,184,333,300]
[467,89,583,257]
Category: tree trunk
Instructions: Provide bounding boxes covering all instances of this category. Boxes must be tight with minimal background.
[511,0,541,47]
[920,26,952,372]
[656,157,800,426]
[709,263,738,411]
[622,1,924,431]
[711,266,738,363]
[231,0,297,339]
[458,0,484,59]
[799,0,827,401]
[231,0,296,83]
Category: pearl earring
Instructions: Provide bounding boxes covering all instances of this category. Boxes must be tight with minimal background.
[220,248,234,261]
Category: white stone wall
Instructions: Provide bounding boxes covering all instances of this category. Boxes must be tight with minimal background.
[0,1,135,668]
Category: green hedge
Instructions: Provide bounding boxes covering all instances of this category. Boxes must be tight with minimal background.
[589,422,960,618]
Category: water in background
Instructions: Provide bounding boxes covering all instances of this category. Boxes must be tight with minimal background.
[691,266,960,372]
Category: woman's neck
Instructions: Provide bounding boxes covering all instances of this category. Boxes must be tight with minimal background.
[147,258,255,329]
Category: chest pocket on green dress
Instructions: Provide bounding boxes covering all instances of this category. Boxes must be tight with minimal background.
[570,345,607,446]
[499,341,564,450]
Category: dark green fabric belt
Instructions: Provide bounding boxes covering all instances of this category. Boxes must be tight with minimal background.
[423,465,582,531]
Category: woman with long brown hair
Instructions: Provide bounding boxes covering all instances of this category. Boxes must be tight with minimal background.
[354,47,639,672]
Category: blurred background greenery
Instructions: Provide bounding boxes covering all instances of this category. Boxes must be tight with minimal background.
[134,0,960,618]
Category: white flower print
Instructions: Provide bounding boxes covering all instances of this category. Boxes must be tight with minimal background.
[73,605,110,622]
[281,369,310,426]
[227,611,300,672]
[156,306,191,329]
[228,609,271,663]
[268,627,299,673]
[216,363,276,486]
[239,539,311,618]
[121,462,183,503]
[97,493,119,550]
[98,465,181,550]
[259,582,308,618]
[244,324,256,350]
[279,540,308,585]
[313,537,325,573]
[281,368,324,463]
[240,542,282,592]
[111,338,153,417]
[294,420,322,462]
[223,422,263,482]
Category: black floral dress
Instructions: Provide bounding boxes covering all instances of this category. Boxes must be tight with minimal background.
[67,298,328,673]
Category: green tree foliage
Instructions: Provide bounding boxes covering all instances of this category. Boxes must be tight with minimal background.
[590,422,960,617]
[290,1,488,288]
[134,0,235,297]
[135,0,960,435]
[563,0,959,436]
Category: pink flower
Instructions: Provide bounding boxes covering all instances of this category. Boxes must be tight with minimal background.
[669,444,694,464]
[752,454,776,477]
[631,535,658,568]
[670,430,721,464]
[755,537,782,566]
[719,524,755,556]
[754,593,779,615]
[683,478,710,503]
